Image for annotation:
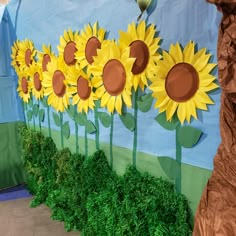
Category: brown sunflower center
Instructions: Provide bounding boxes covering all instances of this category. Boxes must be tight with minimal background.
[129,40,149,74]
[85,36,101,64]
[77,76,91,100]
[64,41,77,65]
[25,49,32,66]
[42,54,51,72]
[21,77,28,94]
[34,72,42,91]
[165,62,199,102]
[103,59,126,96]
[52,70,66,97]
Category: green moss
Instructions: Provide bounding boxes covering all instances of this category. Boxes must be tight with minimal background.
[20,126,192,235]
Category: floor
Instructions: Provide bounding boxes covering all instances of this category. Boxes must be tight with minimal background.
[0,197,80,236]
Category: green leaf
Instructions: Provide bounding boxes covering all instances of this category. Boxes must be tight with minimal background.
[177,126,202,148]
[137,93,153,112]
[53,112,61,127]
[155,112,179,131]
[27,110,33,121]
[67,105,75,120]
[33,104,39,117]
[62,121,70,139]
[158,156,180,180]
[85,120,96,134]
[74,113,87,126]
[119,113,135,131]
[39,109,45,122]
[41,97,48,108]
[98,112,111,128]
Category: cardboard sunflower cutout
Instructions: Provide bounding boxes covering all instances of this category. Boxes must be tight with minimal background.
[57,28,79,66]
[90,40,135,114]
[17,70,31,103]
[67,67,97,113]
[28,62,44,100]
[42,56,70,112]
[119,21,161,91]
[16,39,36,70]
[37,44,55,72]
[11,40,21,73]
[150,41,218,124]
[75,22,106,70]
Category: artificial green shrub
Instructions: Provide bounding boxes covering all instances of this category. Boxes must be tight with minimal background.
[20,126,192,235]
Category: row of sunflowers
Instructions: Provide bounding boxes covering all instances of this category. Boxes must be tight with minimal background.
[11,21,218,192]
[12,21,218,124]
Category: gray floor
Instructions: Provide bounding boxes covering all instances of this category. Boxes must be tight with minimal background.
[0,197,80,236]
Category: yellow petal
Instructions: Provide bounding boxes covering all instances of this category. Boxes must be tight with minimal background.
[177,103,186,124]
[183,41,194,64]
[101,92,110,106]
[169,43,183,64]
[166,100,178,121]
[107,96,116,113]
[137,21,145,40]
[115,95,122,114]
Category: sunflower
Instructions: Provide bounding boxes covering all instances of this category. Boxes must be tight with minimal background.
[37,44,55,72]
[57,28,80,66]
[17,69,31,103]
[16,39,36,70]
[90,40,135,114]
[42,56,70,112]
[75,22,106,70]
[67,67,97,113]
[149,41,218,124]
[11,40,21,73]
[118,21,161,91]
[28,62,44,100]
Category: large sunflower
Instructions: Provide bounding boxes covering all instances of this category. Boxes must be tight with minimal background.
[67,67,97,113]
[16,39,36,70]
[11,40,21,73]
[17,70,31,103]
[28,62,44,100]
[75,22,106,70]
[42,56,70,112]
[119,21,161,91]
[57,28,79,66]
[90,40,135,114]
[37,44,55,72]
[149,41,218,124]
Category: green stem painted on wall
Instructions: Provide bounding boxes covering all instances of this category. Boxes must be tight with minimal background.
[24,102,29,128]
[132,90,138,168]
[74,107,79,154]
[33,115,36,131]
[175,124,182,193]
[47,105,51,138]
[60,112,64,149]
[38,100,41,132]
[94,106,100,150]
[85,128,88,158]
[110,113,114,169]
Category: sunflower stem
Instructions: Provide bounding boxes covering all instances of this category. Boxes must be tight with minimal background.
[132,89,139,169]
[85,128,88,159]
[60,112,64,149]
[47,104,51,138]
[175,124,182,193]
[110,113,114,169]
[74,106,79,154]
[33,114,36,131]
[38,100,41,132]
[23,102,29,128]
[94,105,100,150]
